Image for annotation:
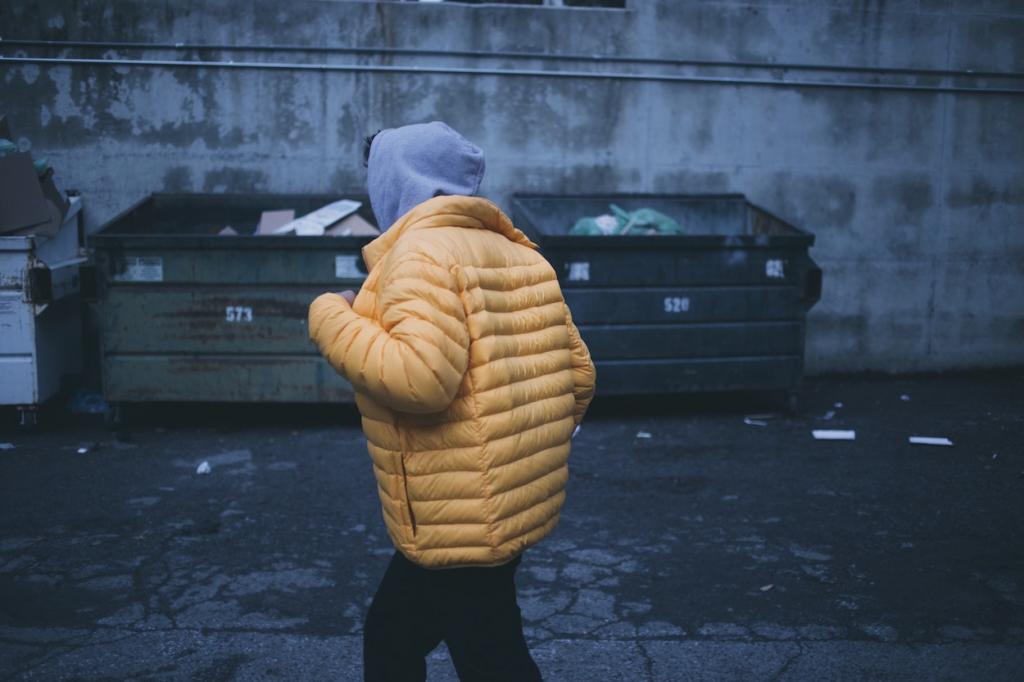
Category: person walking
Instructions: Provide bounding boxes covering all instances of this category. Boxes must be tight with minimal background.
[308,121,596,681]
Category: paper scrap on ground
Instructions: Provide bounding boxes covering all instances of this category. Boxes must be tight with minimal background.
[900,394,911,402]
[572,425,581,439]
[636,431,652,439]
[743,417,768,427]
[812,429,856,441]
[196,460,212,475]
[822,410,836,420]
[0,443,14,450]
[909,436,953,447]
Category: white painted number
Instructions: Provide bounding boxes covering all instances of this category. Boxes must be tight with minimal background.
[225,306,253,322]
[566,261,590,282]
[663,296,691,314]
[765,259,786,279]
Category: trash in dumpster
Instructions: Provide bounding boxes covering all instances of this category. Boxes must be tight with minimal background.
[812,429,856,441]
[570,203,684,236]
[0,117,70,237]
[325,212,380,236]
[272,199,362,236]
[909,436,953,447]
[256,209,295,235]
[196,461,212,475]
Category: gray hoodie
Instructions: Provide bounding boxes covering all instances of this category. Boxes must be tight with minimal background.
[366,121,486,231]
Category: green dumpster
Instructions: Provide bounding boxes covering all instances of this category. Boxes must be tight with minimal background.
[89,193,375,416]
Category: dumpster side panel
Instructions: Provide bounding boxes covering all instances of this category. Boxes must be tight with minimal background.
[0,291,39,404]
[550,248,803,288]
[103,354,355,403]
[580,321,804,360]
[33,296,83,403]
[594,356,803,395]
[564,286,802,324]
[100,287,325,354]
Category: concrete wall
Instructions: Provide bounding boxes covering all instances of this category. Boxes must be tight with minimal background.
[2,0,1022,373]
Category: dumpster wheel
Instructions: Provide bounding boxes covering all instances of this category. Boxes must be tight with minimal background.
[17,406,39,430]
[104,402,124,430]
[786,390,800,416]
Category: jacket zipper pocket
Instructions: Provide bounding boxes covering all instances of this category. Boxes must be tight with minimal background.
[397,422,418,537]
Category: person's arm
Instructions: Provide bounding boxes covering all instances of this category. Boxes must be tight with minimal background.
[308,256,470,414]
[563,303,596,425]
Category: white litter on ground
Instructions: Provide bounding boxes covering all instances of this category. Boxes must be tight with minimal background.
[909,436,953,447]
[760,584,774,592]
[834,402,844,408]
[900,394,911,402]
[812,429,856,441]
[822,410,836,420]
[0,443,14,450]
[636,431,652,439]
[572,425,581,439]
[743,417,768,427]
[196,460,212,474]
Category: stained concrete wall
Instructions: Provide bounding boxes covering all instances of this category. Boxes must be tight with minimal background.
[2,0,1022,373]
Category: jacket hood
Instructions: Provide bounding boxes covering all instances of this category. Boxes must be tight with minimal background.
[361,195,538,272]
[367,121,486,232]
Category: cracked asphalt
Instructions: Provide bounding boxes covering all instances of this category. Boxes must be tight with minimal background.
[1,373,1023,680]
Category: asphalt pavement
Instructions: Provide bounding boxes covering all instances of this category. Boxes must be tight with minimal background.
[1,373,1022,681]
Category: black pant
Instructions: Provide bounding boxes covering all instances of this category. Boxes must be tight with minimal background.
[363,550,542,682]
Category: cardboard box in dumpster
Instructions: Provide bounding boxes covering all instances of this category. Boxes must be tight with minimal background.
[0,115,70,237]
[325,213,379,237]
[256,209,295,235]
[0,152,50,235]
[272,200,362,236]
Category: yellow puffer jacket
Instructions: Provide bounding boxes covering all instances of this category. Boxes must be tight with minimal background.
[308,195,596,568]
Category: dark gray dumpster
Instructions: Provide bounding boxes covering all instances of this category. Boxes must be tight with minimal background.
[510,194,821,407]
[89,193,375,415]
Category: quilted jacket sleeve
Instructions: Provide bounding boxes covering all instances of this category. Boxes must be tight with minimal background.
[308,256,470,414]
[563,303,596,425]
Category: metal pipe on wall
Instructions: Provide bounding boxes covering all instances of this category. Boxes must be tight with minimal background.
[3,37,1021,79]
[1,55,1021,95]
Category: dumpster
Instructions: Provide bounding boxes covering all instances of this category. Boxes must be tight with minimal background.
[510,194,822,408]
[0,195,87,426]
[89,193,376,419]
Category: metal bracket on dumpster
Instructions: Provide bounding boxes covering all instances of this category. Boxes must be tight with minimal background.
[801,259,823,310]
[26,262,52,304]
[26,256,88,305]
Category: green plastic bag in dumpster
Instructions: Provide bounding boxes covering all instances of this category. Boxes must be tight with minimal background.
[570,203,684,236]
